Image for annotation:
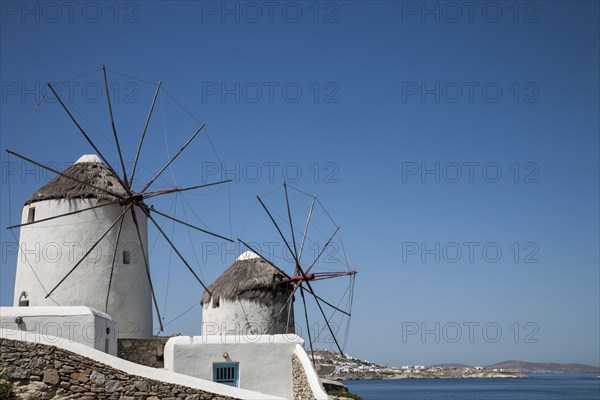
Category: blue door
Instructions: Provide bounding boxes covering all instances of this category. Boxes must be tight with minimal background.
[213,362,239,387]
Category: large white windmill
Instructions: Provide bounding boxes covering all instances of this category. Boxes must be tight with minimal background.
[5,66,232,340]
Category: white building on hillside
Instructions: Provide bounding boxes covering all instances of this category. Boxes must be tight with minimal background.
[4,154,329,399]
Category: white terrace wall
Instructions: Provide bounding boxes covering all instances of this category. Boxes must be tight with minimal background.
[0,328,284,400]
[0,306,117,355]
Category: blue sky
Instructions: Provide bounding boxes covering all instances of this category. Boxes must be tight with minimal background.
[1,1,598,367]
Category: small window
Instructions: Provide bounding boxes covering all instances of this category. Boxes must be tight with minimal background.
[123,250,130,265]
[213,362,239,387]
[18,291,29,307]
[27,207,35,223]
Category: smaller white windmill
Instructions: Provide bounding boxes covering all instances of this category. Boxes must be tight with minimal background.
[236,182,358,362]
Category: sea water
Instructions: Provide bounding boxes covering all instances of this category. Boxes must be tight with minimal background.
[344,373,600,400]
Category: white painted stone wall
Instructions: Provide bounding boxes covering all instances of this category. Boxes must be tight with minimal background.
[293,343,329,400]
[0,306,117,355]
[203,296,295,336]
[13,197,152,338]
[164,334,326,400]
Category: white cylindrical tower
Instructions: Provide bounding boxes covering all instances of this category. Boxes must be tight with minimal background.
[13,155,152,338]
[201,251,295,336]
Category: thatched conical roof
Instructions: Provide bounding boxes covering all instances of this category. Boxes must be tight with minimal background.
[201,251,293,307]
[26,154,126,205]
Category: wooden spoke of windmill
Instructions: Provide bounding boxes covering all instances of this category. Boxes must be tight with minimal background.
[238,182,357,362]
[5,65,234,332]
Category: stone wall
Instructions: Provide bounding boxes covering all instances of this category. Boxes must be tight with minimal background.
[117,337,170,368]
[0,338,238,400]
[292,354,316,400]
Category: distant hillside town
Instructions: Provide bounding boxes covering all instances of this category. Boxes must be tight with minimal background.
[314,350,523,380]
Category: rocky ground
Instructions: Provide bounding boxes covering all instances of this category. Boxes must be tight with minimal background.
[314,350,525,381]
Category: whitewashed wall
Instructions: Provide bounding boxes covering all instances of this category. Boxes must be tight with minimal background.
[164,334,326,399]
[0,306,117,355]
[13,198,152,338]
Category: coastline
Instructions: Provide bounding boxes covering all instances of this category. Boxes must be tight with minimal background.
[314,351,525,381]
[321,368,525,381]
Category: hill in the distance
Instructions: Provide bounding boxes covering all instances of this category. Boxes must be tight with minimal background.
[486,361,600,373]
[431,363,474,369]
